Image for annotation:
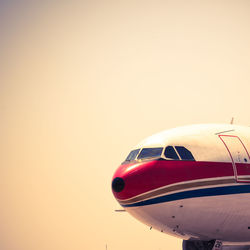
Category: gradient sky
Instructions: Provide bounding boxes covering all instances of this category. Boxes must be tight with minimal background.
[1,1,250,250]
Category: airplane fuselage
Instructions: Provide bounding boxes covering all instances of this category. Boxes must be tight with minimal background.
[112,124,250,247]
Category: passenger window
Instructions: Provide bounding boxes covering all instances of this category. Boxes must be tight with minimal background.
[175,146,195,161]
[125,149,140,162]
[137,147,163,160]
[164,146,179,160]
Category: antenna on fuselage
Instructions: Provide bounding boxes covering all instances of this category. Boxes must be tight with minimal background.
[230,117,234,125]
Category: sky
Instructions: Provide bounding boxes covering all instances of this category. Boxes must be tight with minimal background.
[0,1,250,250]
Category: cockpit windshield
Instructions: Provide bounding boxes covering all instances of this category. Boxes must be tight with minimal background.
[125,149,140,162]
[175,146,195,161]
[137,147,163,160]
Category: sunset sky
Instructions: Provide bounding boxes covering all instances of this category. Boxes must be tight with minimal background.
[1,1,250,250]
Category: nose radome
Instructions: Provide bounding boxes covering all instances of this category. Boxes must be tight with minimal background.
[112,177,125,193]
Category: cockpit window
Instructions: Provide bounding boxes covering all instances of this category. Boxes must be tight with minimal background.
[137,147,163,160]
[164,146,179,160]
[125,149,140,162]
[175,146,195,161]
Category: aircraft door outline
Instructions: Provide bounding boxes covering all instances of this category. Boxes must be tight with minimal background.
[219,135,250,183]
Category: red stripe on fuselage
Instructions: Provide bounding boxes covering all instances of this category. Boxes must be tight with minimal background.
[112,159,236,200]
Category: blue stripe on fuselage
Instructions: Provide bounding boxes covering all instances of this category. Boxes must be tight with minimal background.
[122,184,250,207]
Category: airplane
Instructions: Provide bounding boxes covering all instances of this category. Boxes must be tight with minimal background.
[111,124,250,250]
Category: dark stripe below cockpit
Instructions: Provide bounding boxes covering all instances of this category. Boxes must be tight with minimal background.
[118,177,235,206]
[121,183,250,207]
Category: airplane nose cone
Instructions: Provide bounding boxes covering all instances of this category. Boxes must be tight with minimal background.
[112,177,125,193]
